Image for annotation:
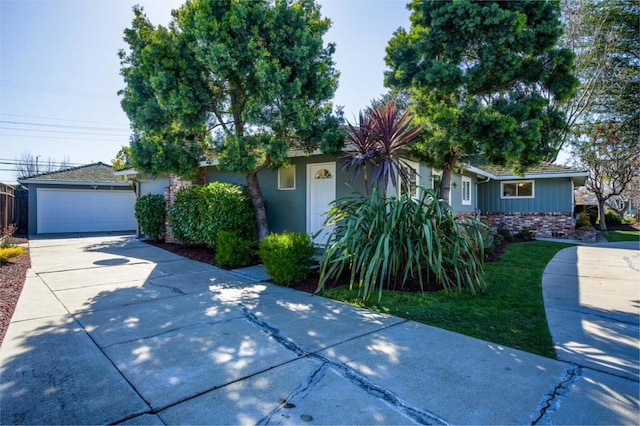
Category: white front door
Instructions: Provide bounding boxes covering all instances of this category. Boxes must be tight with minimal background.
[307,162,336,244]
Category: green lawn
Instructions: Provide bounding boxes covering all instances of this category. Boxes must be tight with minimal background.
[602,229,640,242]
[320,240,574,358]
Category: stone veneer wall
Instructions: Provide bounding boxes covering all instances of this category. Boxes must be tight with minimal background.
[163,174,193,243]
[481,212,575,239]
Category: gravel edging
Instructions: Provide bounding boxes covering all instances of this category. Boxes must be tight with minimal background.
[0,239,30,346]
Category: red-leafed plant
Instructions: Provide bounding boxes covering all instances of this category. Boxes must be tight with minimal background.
[342,99,422,195]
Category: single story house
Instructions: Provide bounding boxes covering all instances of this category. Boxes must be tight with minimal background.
[122,151,588,241]
[470,163,589,238]
[18,162,137,234]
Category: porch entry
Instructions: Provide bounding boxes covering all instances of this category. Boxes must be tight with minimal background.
[307,162,336,244]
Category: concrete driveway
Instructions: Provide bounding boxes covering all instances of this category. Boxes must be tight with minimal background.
[1,234,638,425]
[542,241,640,424]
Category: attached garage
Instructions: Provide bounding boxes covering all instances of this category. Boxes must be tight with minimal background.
[36,188,136,233]
[18,162,136,235]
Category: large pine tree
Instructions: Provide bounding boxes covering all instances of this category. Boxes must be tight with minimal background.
[385,0,578,200]
[119,0,344,238]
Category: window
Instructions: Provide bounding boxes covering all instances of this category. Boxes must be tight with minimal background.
[314,168,333,179]
[278,165,296,190]
[462,177,471,205]
[501,180,534,198]
[431,170,442,190]
[399,160,419,199]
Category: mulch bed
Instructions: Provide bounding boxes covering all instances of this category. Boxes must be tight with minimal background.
[0,235,30,346]
[145,236,518,295]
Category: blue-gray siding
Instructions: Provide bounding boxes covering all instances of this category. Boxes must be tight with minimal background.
[205,154,367,235]
[477,178,573,213]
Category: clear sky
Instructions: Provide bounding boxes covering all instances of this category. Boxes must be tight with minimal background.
[0,0,410,183]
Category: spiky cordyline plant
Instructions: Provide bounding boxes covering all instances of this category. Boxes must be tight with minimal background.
[317,187,486,302]
[342,100,422,194]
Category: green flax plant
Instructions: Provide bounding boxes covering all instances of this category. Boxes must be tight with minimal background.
[317,187,486,302]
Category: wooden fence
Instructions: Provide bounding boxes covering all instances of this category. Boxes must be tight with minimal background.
[0,183,15,238]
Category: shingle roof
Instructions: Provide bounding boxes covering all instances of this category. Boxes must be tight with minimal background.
[479,162,586,176]
[19,162,122,183]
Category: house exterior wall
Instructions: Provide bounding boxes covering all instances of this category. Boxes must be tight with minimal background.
[477,177,576,238]
[138,176,170,197]
[449,172,477,213]
[204,154,367,235]
[477,178,573,213]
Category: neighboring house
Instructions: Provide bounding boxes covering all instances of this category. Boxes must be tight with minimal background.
[120,152,588,242]
[18,162,137,234]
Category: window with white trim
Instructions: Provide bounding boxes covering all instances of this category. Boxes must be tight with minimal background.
[462,176,471,205]
[399,160,420,199]
[278,165,296,190]
[431,170,442,190]
[501,180,534,198]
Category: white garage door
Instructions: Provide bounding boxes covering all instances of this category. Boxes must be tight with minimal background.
[37,188,136,234]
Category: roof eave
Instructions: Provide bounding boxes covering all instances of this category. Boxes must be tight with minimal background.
[17,179,131,187]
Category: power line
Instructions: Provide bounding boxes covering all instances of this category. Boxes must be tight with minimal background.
[0,120,130,132]
[0,112,129,127]
[0,126,130,137]
[0,133,128,142]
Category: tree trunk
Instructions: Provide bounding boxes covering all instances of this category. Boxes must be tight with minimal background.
[245,171,269,239]
[597,198,608,231]
[438,154,458,203]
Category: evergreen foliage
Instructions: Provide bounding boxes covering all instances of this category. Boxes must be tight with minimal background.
[385,0,578,200]
[119,1,344,237]
[259,232,315,285]
[134,194,166,241]
[168,182,256,248]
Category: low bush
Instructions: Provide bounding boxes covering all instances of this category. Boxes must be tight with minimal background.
[215,231,254,268]
[260,232,315,285]
[0,246,25,265]
[497,225,513,241]
[575,211,592,228]
[169,182,256,248]
[605,210,623,226]
[134,194,166,241]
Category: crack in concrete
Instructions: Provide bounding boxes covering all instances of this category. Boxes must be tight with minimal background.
[147,281,187,295]
[241,305,448,425]
[623,254,640,272]
[257,363,327,425]
[531,365,582,425]
[101,317,243,350]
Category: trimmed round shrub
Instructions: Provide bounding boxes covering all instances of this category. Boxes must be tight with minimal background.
[168,186,202,245]
[169,182,256,248]
[604,210,622,226]
[216,230,255,268]
[134,194,166,241]
[259,232,315,285]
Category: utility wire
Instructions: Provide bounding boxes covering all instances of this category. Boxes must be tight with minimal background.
[0,120,129,132]
[0,133,128,142]
[0,112,128,127]
[0,126,130,137]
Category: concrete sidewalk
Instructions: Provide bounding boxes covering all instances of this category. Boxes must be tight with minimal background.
[1,234,638,425]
